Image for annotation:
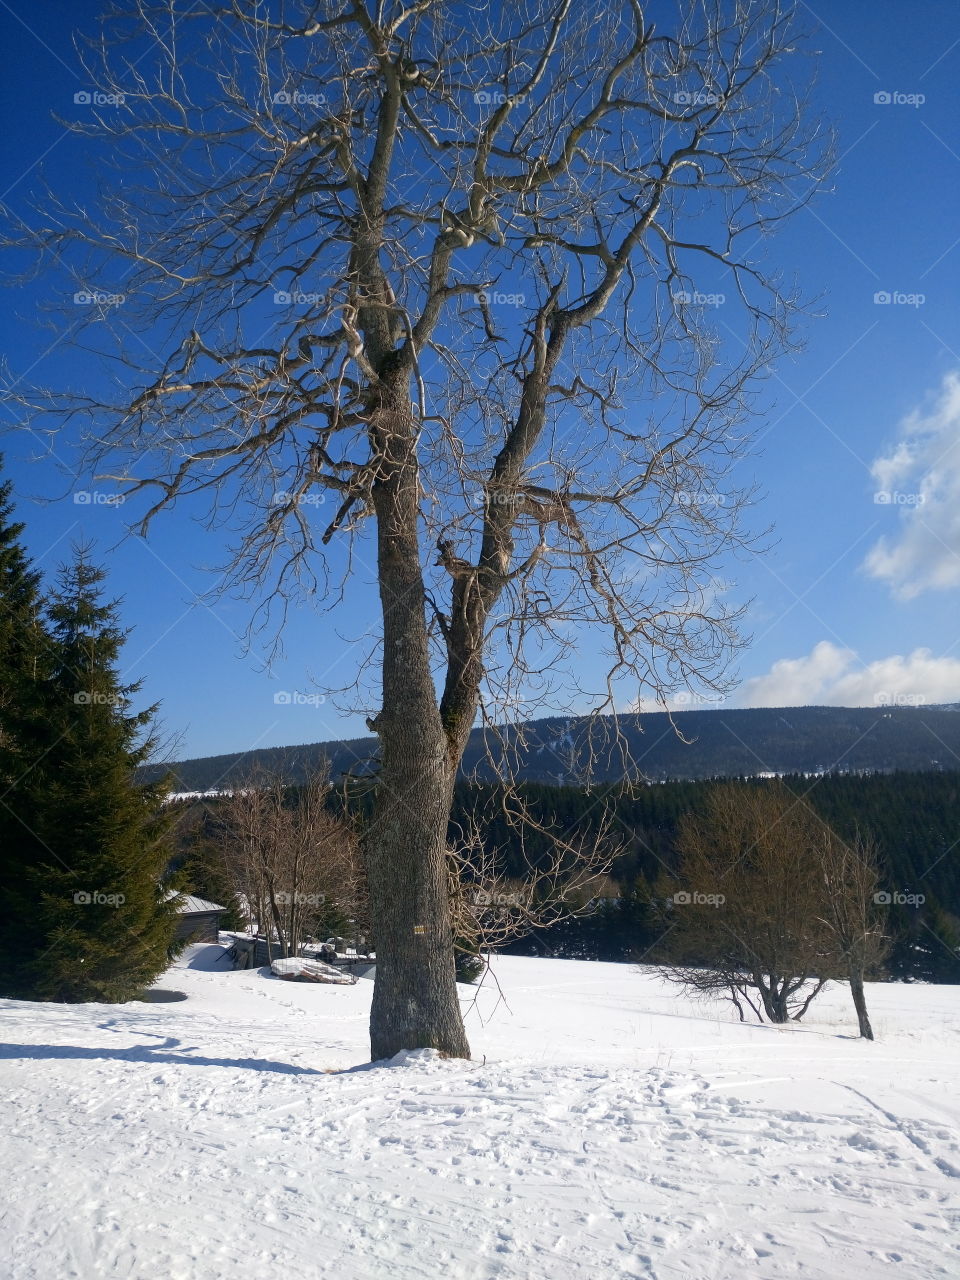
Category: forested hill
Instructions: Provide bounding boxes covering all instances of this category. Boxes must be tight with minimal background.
[146,703,960,791]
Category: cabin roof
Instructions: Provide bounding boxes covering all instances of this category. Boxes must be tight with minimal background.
[164,889,226,915]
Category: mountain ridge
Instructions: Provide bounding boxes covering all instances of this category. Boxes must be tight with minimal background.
[143,702,960,792]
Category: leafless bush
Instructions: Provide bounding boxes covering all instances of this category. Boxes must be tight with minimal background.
[213,771,365,959]
[654,782,835,1024]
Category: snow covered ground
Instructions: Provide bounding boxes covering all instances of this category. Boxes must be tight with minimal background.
[1,949,958,1280]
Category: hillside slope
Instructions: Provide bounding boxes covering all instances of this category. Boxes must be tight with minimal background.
[146,704,960,790]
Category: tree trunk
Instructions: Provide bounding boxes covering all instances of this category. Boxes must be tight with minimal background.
[771,994,789,1023]
[759,978,790,1023]
[268,889,287,958]
[849,965,874,1040]
[365,374,470,1062]
[729,985,746,1022]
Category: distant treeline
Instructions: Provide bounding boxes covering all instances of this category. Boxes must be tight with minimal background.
[146,704,960,790]
[174,770,960,983]
[439,772,960,982]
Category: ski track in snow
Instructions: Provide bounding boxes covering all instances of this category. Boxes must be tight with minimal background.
[1,951,958,1280]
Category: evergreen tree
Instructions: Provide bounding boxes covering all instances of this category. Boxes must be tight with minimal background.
[906,898,960,984]
[8,545,181,1001]
[173,802,246,931]
[0,464,47,741]
[0,464,53,980]
[453,945,485,984]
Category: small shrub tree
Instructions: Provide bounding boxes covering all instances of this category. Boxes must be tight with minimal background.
[211,771,365,958]
[655,781,834,1024]
[813,827,890,1039]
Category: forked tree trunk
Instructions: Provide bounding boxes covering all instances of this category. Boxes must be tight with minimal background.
[759,979,790,1024]
[364,375,470,1061]
[849,965,874,1040]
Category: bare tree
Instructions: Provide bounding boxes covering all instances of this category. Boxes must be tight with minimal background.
[813,827,890,1040]
[214,772,364,959]
[448,788,620,973]
[5,1,829,1057]
[656,782,834,1024]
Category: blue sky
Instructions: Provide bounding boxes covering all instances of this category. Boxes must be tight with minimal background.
[2,1,960,761]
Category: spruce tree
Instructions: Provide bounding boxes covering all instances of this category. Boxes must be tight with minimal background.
[0,465,46,739]
[914,899,960,984]
[0,464,53,982]
[10,545,181,1001]
[176,803,246,931]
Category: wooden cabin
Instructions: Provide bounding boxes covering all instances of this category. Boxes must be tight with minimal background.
[171,893,227,944]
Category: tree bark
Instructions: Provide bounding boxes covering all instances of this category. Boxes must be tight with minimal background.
[365,371,470,1061]
[849,966,874,1040]
[729,986,746,1022]
[267,888,287,958]
[759,978,790,1024]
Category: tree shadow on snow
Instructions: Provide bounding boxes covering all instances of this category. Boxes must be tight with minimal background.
[0,1036,326,1075]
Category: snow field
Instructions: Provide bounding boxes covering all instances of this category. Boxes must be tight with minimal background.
[1,949,958,1279]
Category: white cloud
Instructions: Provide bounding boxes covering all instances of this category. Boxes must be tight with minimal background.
[863,371,960,598]
[738,640,960,708]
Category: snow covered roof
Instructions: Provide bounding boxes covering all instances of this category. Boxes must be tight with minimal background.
[164,890,226,915]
